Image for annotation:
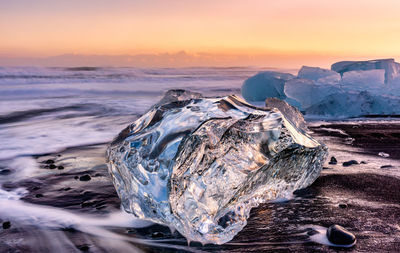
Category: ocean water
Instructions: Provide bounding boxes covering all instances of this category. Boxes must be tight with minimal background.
[0,66,288,160]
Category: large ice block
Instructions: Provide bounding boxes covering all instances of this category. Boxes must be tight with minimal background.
[241,71,294,102]
[331,58,400,83]
[298,66,341,84]
[106,90,328,244]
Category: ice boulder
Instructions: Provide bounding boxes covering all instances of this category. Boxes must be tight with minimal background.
[298,66,341,84]
[265,97,307,131]
[284,78,340,110]
[241,71,294,102]
[306,91,400,117]
[331,58,400,83]
[341,69,385,92]
[107,90,327,244]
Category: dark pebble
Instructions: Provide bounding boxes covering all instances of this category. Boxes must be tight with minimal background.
[79,175,91,181]
[151,231,164,238]
[74,176,79,180]
[35,193,44,198]
[2,221,11,229]
[342,160,358,167]
[328,156,338,165]
[307,229,319,236]
[381,165,393,169]
[45,159,55,164]
[49,164,57,169]
[77,244,90,251]
[360,161,367,164]
[326,224,356,246]
[339,203,348,208]
[0,169,12,175]
[57,165,64,170]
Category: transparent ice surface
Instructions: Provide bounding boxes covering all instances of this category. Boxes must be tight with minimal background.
[107,90,328,244]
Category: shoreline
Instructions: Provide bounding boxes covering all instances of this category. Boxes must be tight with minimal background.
[0,120,399,252]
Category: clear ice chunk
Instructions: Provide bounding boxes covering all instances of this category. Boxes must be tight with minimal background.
[331,58,400,83]
[241,71,295,102]
[298,66,341,84]
[106,90,328,244]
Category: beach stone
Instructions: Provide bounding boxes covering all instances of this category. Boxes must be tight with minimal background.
[151,231,164,238]
[35,193,44,198]
[57,165,64,170]
[45,159,55,164]
[339,203,348,208]
[2,221,11,229]
[0,169,12,175]
[306,228,319,236]
[79,175,91,181]
[326,224,356,246]
[49,164,56,169]
[381,165,393,169]
[329,156,338,165]
[343,160,358,167]
[77,244,90,251]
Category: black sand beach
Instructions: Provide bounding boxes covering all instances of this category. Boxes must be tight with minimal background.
[1,121,399,252]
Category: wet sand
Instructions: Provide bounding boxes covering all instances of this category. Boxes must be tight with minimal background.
[1,121,400,252]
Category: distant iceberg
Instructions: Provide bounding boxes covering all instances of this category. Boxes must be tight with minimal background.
[241,71,295,102]
[241,59,400,117]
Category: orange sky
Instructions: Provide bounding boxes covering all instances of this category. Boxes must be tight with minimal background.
[1,0,400,67]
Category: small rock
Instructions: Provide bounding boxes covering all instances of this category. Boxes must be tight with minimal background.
[338,203,348,208]
[81,201,95,208]
[306,229,319,236]
[2,221,11,229]
[0,169,12,175]
[326,224,356,246]
[151,231,164,238]
[381,165,393,169]
[378,152,390,158]
[342,160,358,167]
[74,176,79,180]
[76,244,90,251]
[79,175,91,181]
[360,161,367,164]
[57,165,64,170]
[35,193,44,198]
[328,156,337,165]
[45,159,55,164]
[49,164,56,169]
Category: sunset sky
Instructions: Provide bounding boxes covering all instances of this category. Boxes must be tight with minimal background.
[1,0,400,67]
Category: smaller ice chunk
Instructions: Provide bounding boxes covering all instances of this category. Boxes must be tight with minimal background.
[306,91,400,117]
[241,71,294,102]
[265,98,307,131]
[331,58,400,83]
[284,78,339,110]
[341,69,385,92]
[298,66,341,84]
